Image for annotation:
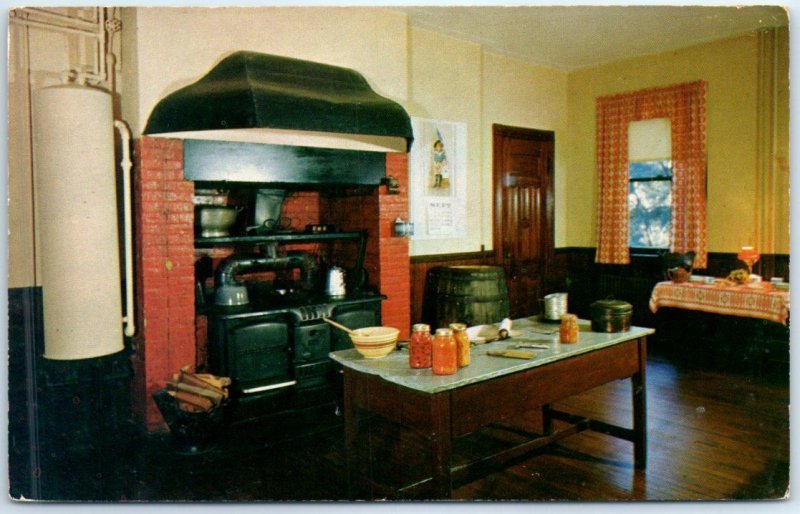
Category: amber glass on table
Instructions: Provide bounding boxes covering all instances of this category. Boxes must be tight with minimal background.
[560,314,579,344]
[449,323,471,367]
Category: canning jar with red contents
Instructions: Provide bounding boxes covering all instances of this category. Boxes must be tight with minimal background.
[409,323,432,369]
[431,328,457,375]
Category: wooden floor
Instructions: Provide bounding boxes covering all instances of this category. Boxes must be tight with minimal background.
[20,353,790,502]
[454,355,790,500]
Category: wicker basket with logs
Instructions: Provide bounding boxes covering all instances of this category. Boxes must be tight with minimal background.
[153,366,233,453]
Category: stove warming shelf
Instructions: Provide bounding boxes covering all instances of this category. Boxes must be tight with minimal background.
[194,230,366,247]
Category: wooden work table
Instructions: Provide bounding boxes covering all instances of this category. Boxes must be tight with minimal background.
[330,317,654,499]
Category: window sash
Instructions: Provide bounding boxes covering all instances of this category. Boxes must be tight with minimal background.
[629,161,672,250]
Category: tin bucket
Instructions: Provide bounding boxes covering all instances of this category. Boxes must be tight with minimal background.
[542,292,568,321]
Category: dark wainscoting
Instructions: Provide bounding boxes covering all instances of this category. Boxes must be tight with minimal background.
[552,248,789,323]
[411,247,789,329]
[7,287,135,501]
[550,248,790,377]
[652,307,789,376]
[8,287,43,500]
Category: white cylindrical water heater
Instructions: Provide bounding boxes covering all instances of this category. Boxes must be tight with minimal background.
[32,82,124,360]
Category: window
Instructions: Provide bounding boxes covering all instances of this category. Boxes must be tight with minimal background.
[629,160,672,249]
[595,81,707,266]
[627,118,672,250]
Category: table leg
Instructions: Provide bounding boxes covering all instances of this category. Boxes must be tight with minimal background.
[542,403,554,435]
[343,371,362,499]
[428,393,453,498]
[632,337,648,469]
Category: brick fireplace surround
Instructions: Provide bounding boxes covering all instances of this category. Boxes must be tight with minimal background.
[133,137,410,430]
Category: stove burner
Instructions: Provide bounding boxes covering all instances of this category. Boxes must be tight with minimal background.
[292,304,334,322]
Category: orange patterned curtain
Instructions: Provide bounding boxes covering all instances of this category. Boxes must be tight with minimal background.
[595,81,708,267]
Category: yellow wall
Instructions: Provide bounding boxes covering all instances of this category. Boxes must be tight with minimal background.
[564,30,790,254]
[406,27,484,255]
[121,8,569,256]
[407,28,569,254]
[121,7,409,137]
[7,14,102,288]
[482,52,569,248]
[9,8,789,291]
[7,23,36,289]
[119,8,790,256]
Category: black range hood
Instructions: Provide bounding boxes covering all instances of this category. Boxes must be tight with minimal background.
[143,51,413,154]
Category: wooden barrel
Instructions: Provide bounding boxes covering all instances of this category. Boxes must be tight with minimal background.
[426,265,510,328]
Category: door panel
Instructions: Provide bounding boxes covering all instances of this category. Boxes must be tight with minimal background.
[493,125,554,319]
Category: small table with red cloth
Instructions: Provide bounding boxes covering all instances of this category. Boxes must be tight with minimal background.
[649,280,789,374]
[649,280,790,325]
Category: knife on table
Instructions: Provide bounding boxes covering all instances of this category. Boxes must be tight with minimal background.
[486,349,535,359]
[527,327,558,335]
[514,343,551,350]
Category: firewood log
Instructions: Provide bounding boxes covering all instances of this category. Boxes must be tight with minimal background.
[179,369,227,398]
[167,381,224,406]
[166,389,214,412]
[193,373,232,390]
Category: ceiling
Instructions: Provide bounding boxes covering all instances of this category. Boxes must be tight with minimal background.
[394,5,789,71]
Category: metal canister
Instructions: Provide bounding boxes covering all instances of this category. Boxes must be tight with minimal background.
[543,292,568,321]
[590,299,633,332]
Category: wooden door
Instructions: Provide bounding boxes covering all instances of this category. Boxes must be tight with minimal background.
[493,125,554,318]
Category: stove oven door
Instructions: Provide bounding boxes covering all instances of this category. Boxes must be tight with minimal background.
[293,321,334,408]
[222,314,294,395]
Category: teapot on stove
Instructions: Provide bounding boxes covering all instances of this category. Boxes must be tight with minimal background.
[326,267,346,298]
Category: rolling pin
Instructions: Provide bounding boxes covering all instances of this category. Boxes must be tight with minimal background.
[486,349,534,359]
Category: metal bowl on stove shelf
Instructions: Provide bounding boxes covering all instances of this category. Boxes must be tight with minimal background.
[193,190,229,206]
[197,205,239,237]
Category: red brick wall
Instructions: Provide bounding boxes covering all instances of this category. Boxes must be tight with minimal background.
[133,141,411,431]
[133,137,196,430]
[325,153,411,338]
[282,191,321,231]
[325,192,379,281]
[379,153,411,338]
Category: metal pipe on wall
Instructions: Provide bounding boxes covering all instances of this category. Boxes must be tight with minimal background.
[115,120,136,338]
